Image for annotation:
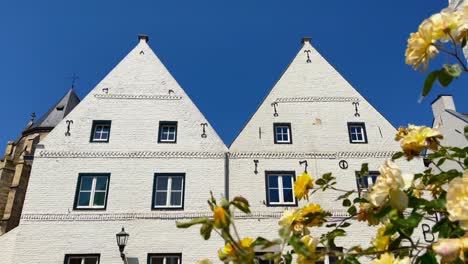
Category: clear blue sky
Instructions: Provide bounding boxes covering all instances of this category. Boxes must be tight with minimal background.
[0,0,466,151]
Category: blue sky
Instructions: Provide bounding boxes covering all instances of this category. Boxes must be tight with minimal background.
[0,0,466,151]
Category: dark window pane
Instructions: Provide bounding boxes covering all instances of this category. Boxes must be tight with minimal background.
[93,192,105,206]
[94,131,101,139]
[351,134,357,141]
[169,127,175,132]
[167,256,180,264]
[172,177,183,190]
[170,191,182,206]
[269,189,279,203]
[151,257,164,264]
[84,257,99,264]
[155,192,167,206]
[156,177,168,190]
[282,176,292,188]
[81,177,93,191]
[371,175,378,183]
[357,134,363,140]
[268,176,278,188]
[283,189,293,202]
[168,133,175,140]
[68,258,82,264]
[95,177,107,190]
[102,126,110,133]
[162,127,169,133]
[78,192,91,206]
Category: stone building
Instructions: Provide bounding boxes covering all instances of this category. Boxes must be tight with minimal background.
[0,36,425,263]
[0,88,80,235]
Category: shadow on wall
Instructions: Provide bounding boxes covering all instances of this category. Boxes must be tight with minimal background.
[127,257,140,264]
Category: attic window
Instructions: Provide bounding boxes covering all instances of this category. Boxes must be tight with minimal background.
[56,105,65,111]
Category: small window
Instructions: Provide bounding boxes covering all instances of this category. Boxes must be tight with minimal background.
[153,173,185,209]
[273,123,292,144]
[148,253,182,264]
[74,174,110,210]
[347,122,367,144]
[265,171,296,206]
[64,254,100,264]
[90,120,111,143]
[158,121,178,143]
[356,171,379,195]
[316,248,342,264]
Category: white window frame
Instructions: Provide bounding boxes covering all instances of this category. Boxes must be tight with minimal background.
[267,173,296,206]
[66,255,100,264]
[76,175,109,209]
[348,123,367,143]
[159,122,177,143]
[92,124,111,142]
[153,174,184,209]
[149,254,181,264]
[356,172,378,194]
[274,124,291,144]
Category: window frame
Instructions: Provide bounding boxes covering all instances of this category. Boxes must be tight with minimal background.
[152,173,186,210]
[158,121,178,144]
[147,253,182,264]
[347,122,368,144]
[73,173,111,210]
[90,120,112,143]
[355,171,379,196]
[315,247,343,264]
[273,123,292,144]
[64,254,100,264]
[265,171,297,207]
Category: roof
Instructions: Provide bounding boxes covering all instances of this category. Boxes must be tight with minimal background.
[23,88,80,135]
[446,109,468,123]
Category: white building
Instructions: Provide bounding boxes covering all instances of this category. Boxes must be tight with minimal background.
[0,36,426,264]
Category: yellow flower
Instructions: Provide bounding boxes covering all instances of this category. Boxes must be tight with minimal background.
[278,208,305,232]
[240,237,254,249]
[218,242,235,259]
[429,8,464,41]
[372,226,391,251]
[301,203,326,227]
[294,172,314,201]
[396,125,443,160]
[213,206,228,228]
[446,172,468,230]
[357,202,380,226]
[373,253,410,264]
[297,235,321,264]
[196,259,213,264]
[433,237,468,263]
[405,20,439,72]
[368,160,408,210]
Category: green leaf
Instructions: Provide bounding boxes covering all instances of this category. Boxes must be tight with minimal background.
[443,64,462,78]
[422,70,439,97]
[417,251,437,264]
[359,163,369,177]
[347,206,357,215]
[315,178,326,185]
[231,196,251,214]
[462,36,467,48]
[436,158,446,166]
[176,217,208,228]
[342,199,351,207]
[341,222,351,228]
[343,255,361,264]
[336,190,354,201]
[288,235,310,257]
[200,222,213,240]
[465,125,468,140]
[391,152,404,160]
[437,69,454,87]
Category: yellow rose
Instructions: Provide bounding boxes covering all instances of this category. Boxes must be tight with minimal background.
[279,209,305,232]
[396,125,443,160]
[294,172,314,201]
[368,160,408,210]
[429,8,464,41]
[433,237,468,263]
[213,206,228,228]
[372,226,391,251]
[297,235,321,264]
[405,20,439,72]
[373,253,410,264]
[240,237,254,249]
[218,242,235,260]
[301,203,326,227]
[357,202,380,226]
[446,172,468,230]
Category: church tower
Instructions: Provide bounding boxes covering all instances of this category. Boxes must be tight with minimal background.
[0,88,80,235]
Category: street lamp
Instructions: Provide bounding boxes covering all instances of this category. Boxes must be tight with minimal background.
[116,227,129,261]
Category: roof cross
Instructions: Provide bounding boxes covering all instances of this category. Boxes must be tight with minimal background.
[68,73,80,89]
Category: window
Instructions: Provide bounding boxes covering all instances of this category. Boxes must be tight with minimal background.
[90,120,111,143]
[273,123,292,144]
[316,248,342,264]
[158,121,178,143]
[64,254,100,264]
[347,122,367,143]
[265,171,296,206]
[356,171,379,195]
[153,173,185,209]
[148,253,182,264]
[74,174,110,210]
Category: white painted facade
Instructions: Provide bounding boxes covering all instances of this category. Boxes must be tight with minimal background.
[0,37,428,263]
